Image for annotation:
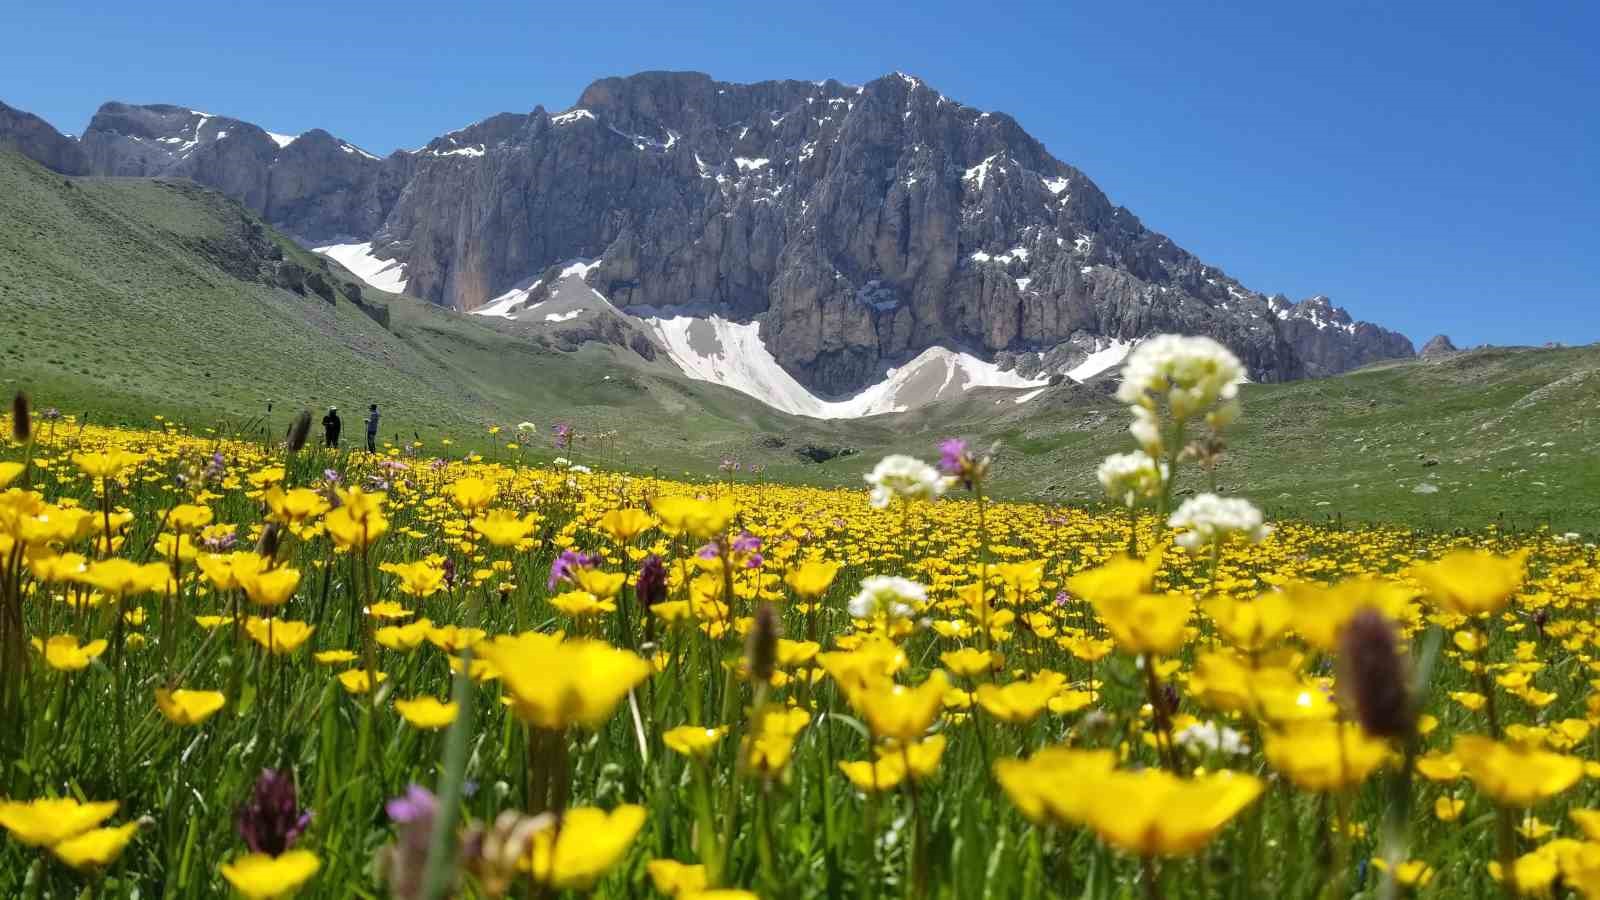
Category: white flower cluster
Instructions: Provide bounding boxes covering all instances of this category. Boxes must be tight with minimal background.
[1175,720,1250,756]
[516,421,538,433]
[1096,451,1168,508]
[848,575,928,621]
[863,454,948,509]
[1116,335,1245,450]
[1168,493,1271,552]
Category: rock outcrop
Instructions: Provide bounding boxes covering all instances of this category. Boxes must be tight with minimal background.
[0,101,88,175]
[1420,334,1459,359]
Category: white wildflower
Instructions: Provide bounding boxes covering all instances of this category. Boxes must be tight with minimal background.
[1097,451,1167,508]
[848,575,927,621]
[1116,334,1245,422]
[568,464,591,474]
[863,454,948,509]
[1168,493,1271,552]
[1129,406,1163,455]
[551,457,571,468]
[1176,721,1250,756]
[516,421,538,433]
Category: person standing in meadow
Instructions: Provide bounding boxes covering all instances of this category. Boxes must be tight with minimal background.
[321,407,342,449]
[365,404,380,452]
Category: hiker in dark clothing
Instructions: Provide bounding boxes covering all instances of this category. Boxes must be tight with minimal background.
[321,407,342,448]
[365,404,380,453]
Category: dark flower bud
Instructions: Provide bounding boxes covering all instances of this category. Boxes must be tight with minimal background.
[635,555,667,609]
[255,522,282,560]
[286,410,312,454]
[746,602,780,683]
[1337,608,1416,740]
[11,391,30,443]
[236,769,311,856]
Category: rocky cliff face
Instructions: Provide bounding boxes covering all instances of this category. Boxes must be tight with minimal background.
[0,101,88,175]
[0,78,1416,393]
[74,102,407,243]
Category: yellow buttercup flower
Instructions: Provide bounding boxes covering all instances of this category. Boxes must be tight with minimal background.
[1092,591,1194,656]
[376,619,433,651]
[1410,549,1528,615]
[236,566,301,607]
[478,634,649,730]
[445,476,498,512]
[1079,769,1264,857]
[784,558,840,598]
[571,567,625,600]
[976,673,1065,725]
[244,617,315,655]
[994,747,1120,827]
[664,725,728,759]
[0,461,22,489]
[1280,577,1414,651]
[337,669,388,695]
[1065,554,1163,604]
[470,508,538,547]
[851,671,950,741]
[78,557,170,597]
[743,706,810,776]
[263,488,328,525]
[379,560,445,598]
[522,805,646,890]
[394,696,458,729]
[72,450,144,480]
[940,647,998,678]
[155,688,226,726]
[52,821,140,870]
[1202,593,1293,650]
[31,634,109,672]
[647,859,709,896]
[1263,721,1391,791]
[1455,735,1584,806]
[0,797,119,846]
[219,849,321,899]
[599,508,656,543]
[651,496,738,540]
[196,551,266,591]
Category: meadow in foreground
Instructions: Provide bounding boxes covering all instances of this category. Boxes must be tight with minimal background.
[1,336,1597,899]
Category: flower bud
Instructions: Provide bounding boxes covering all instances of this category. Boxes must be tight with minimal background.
[1337,608,1415,740]
[286,410,312,454]
[11,391,30,443]
[745,602,780,683]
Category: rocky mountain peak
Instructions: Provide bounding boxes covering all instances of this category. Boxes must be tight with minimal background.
[1421,334,1459,358]
[0,78,1421,407]
[0,100,88,175]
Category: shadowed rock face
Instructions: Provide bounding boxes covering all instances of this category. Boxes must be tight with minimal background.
[0,75,1416,393]
[0,101,89,175]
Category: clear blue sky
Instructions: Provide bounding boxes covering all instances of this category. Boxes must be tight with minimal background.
[4,1,1596,347]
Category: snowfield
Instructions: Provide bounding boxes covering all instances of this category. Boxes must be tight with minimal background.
[636,314,1052,420]
[312,242,408,294]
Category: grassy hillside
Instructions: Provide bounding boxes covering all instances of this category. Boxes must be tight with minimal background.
[4,148,1594,531]
[0,149,889,474]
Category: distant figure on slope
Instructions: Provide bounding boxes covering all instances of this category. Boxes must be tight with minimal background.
[366,403,380,453]
[321,407,342,449]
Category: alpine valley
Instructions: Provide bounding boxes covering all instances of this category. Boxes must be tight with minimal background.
[8,72,1589,530]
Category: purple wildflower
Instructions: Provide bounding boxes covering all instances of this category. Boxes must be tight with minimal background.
[236,769,311,856]
[323,468,342,484]
[381,785,439,899]
[441,557,457,590]
[732,531,762,555]
[552,423,573,450]
[937,438,969,477]
[636,556,667,608]
[547,549,595,590]
[697,542,721,561]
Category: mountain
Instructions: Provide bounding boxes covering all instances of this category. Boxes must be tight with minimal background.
[0,101,88,175]
[1,77,1416,411]
[1421,334,1460,358]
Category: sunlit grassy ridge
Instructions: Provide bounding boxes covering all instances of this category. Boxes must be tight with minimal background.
[2,414,1599,897]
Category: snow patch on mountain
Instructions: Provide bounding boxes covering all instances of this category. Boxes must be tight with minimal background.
[1065,340,1133,382]
[313,242,408,294]
[636,313,1049,419]
[266,132,297,149]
